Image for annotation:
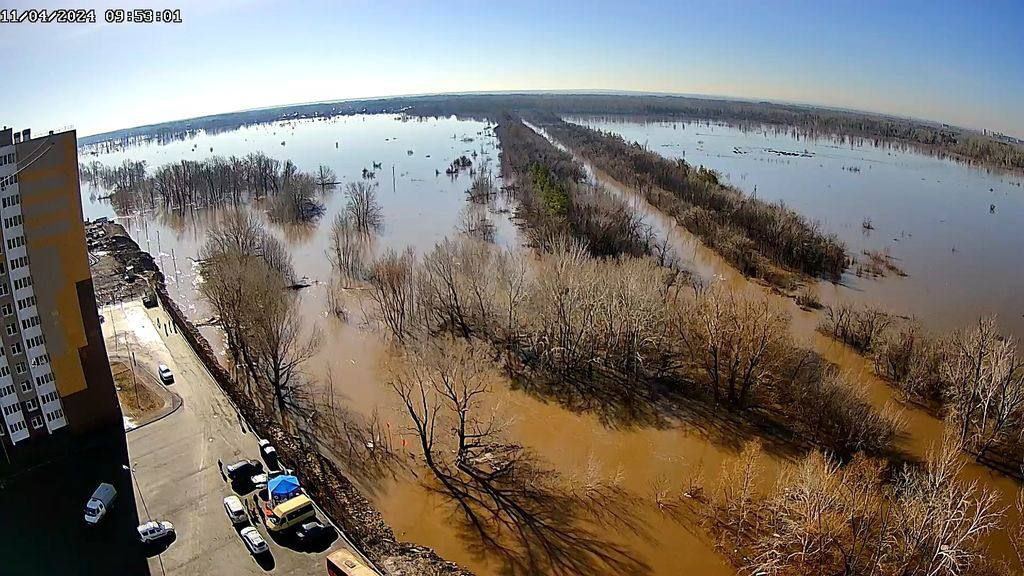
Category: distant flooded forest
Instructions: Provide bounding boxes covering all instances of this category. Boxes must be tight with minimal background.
[82,93,1024,173]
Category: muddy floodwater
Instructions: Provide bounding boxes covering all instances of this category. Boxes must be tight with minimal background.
[81,114,1024,575]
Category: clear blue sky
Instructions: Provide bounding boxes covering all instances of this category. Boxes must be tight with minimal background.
[1,0,1021,138]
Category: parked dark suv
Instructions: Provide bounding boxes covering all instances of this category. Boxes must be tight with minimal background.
[225,459,262,482]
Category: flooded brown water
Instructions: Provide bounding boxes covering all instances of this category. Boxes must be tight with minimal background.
[534,121,1024,567]
[82,114,1024,575]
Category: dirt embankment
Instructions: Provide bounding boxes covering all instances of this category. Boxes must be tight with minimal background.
[87,220,160,305]
[87,221,471,576]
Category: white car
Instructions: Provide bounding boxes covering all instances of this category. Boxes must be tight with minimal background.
[223,495,247,525]
[258,439,278,464]
[250,468,295,489]
[240,526,269,554]
[158,364,174,384]
[137,520,175,543]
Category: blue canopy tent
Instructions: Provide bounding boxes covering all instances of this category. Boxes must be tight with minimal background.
[267,475,301,502]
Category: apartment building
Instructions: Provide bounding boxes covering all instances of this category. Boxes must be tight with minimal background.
[0,126,121,465]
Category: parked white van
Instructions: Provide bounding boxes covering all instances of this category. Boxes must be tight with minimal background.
[85,483,117,524]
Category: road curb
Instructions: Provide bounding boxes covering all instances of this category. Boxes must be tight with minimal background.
[125,390,183,434]
[109,354,184,434]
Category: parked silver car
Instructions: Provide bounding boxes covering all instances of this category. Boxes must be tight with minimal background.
[137,520,175,543]
[158,364,174,384]
[223,495,247,525]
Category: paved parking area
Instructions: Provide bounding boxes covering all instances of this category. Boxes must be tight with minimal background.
[105,300,342,576]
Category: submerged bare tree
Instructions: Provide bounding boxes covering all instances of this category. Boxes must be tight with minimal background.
[820,303,894,353]
[700,431,1004,576]
[327,212,369,285]
[367,248,418,342]
[199,209,319,424]
[251,289,322,422]
[315,164,338,190]
[942,316,1024,457]
[82,152,339,213]
[458,204,496,243]
[345,181,383,233]
[271,172,324,222]
[682,284,790,409]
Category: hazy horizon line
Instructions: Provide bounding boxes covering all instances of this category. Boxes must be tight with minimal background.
[76,88,1003,141]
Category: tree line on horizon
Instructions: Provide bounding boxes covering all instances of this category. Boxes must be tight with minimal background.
[81,93,1024,173]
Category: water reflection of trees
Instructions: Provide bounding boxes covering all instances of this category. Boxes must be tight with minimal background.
[388,338,650,576]
[302,368,404,496]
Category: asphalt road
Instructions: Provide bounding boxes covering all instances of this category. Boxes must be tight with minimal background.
[105,300,341,576]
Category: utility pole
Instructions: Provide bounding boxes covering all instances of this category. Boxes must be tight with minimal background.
[171,249,179,285]
[131,360,139,409]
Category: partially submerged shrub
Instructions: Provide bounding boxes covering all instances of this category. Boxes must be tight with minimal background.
[820,302,893,353]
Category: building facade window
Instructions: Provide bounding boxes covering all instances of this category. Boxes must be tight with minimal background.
[19,380,30,393]
[1,193,21,208]
[1,304,12,316]
[10,342,21,355]
[5,323,16,336]
[24,398,37,411]
[30,416,43,429]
